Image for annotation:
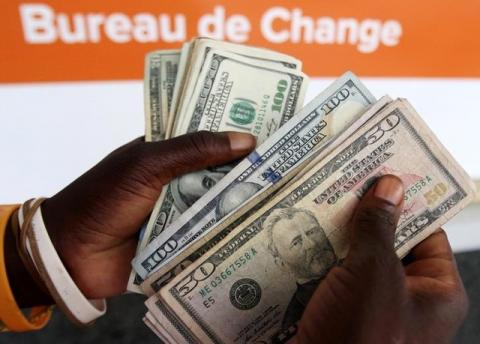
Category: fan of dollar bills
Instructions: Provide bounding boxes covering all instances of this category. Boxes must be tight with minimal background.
[128,38,476,343]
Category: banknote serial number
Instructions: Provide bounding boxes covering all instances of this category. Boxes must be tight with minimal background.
[404,176,433,202]
[404,176,449,207]
[175,248,258,299]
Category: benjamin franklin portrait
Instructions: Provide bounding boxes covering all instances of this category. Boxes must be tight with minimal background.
[215,182,262,220]
[170,164,234,213]
[264,207,337,331]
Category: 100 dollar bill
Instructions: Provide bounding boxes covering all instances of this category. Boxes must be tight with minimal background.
[165,43,191,139]
[172,38,301,136]
[130,49,181,293]
[144,50,180,142]
[132,50,308,288]
[157,98,475,344]
[133,72,376,279]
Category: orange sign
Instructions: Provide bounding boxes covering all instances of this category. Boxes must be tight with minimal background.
[2,0,480,83]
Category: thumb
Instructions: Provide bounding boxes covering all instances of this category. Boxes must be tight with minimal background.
[140,131,256,185]
[345,175,404,272]
[298,176,407,344]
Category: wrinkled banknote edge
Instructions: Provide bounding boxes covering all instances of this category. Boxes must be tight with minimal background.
[145,310,177,344]
[166,43,191,139]
[143,315,172,344]
[160,52,181,135]
[144,50,181,142]
[473,180,479,203]
[146,294,198,343]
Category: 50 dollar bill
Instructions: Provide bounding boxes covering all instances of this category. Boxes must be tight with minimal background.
[157,98,476,344]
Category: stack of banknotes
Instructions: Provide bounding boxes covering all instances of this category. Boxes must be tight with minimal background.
[129,38,476,343]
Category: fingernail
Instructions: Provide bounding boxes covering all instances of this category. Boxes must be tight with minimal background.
[227,132,256,153]
[374,175,404,206]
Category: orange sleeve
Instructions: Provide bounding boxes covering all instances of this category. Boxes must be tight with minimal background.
[0,204,52,332]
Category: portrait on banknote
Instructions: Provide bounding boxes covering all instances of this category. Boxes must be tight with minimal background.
[215,182,262,219]
[263,207,338,330]
[171,164,234,213]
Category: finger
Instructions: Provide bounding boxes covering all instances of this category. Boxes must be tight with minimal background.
[405,229,462,285]
[139,131,256,185]
[345,175,405,272]
[408,229,454,262]
[298,176,407,343]
[404,229,468,330]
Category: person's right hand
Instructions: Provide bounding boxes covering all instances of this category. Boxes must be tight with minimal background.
[296,175,468,344]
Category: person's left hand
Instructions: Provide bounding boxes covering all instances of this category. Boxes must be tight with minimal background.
[40,131,255,299]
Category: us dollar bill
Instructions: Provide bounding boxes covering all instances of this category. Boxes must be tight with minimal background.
[131,49,308,289]
[144,50,180,142]
[166,43,191,139]
[145,295,195,344]
[172,38,301,136]
[140,96,392,296]
[133,71,376,279]
[137,51,174,292]
[144,309,178,344]
[157,98,476,344]
[143,314,171,344]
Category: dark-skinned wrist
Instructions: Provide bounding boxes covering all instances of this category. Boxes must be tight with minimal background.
[4,212,54,308]
[41,197,93,291]
[41,198,73,273]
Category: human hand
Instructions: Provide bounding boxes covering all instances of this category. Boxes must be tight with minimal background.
[39,131,255,299]
[296,175,468,344]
